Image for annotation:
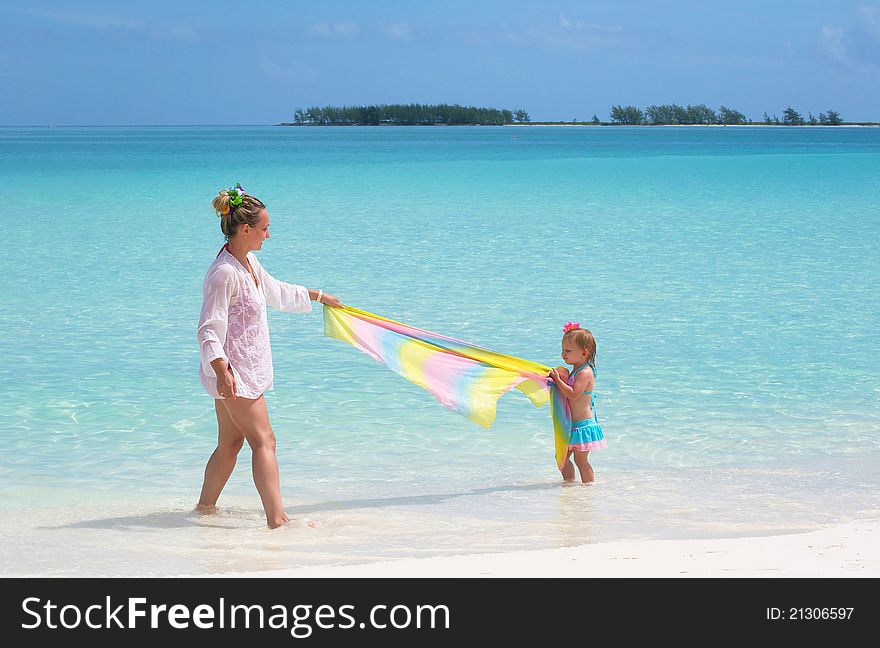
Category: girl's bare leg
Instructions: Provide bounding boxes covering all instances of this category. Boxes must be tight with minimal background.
[218,395,289,528]
[560,451,577,482]
[196,399,246,513]
[572,450,594,484]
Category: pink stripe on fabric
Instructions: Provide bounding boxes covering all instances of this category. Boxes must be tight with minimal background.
[345,317,387,364]
[345,311,547,379]
[420,350,475,409]
[351,312,472,346]
[568,440,608,452]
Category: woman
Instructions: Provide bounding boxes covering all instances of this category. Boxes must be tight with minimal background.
[195,183,341,528]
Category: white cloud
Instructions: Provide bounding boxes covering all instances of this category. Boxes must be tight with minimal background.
[819,26,850,62]
[29,9,142,31]
[559,15,585,29]
[261,58,318,83]
[858,5,880,42]
[458,18,623,51]
[473,55,503,64]
[818,6,880,67]
[526,20,624,51]
[29,8,204,44]
[457,30,492,47]
[381,22,412,42]
[309,21,360,39]
[502,29,527,45]
[151,24,202,43]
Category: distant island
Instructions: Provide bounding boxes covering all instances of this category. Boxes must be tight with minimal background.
[605,104,847,126]
[280,104,875,126]
[281,104,520,126]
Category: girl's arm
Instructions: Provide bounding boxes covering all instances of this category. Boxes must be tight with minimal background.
[549,367,592,402]
[548,368,574,400]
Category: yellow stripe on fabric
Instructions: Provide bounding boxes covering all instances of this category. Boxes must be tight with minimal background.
[397,338,435,391]
[551,389,572,469]
[515,379,550,407]
[339,305,551,377]
[465,367,525,428]
[323,306,358,346]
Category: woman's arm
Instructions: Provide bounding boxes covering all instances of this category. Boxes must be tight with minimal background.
[306,288,342,308]
[210,357,237,399]
[253,256,341,311]
[197,266,237,373]
[253,257,313,313]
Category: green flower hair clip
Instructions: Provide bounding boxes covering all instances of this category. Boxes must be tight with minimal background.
[226,183,245,212]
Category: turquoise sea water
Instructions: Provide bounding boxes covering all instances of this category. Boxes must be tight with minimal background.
[1,125,878,576]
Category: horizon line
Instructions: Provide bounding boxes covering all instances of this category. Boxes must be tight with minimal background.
[3,122,879,128]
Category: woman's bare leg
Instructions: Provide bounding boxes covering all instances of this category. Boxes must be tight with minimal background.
[218,395,289,528]
[196,399,246,513]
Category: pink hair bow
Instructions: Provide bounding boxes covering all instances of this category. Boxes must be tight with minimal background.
[563,321,580,333]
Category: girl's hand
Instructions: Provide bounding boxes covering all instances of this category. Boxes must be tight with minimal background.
[216,367,237,400]
[320,293,342,308]
[548,368,559,382]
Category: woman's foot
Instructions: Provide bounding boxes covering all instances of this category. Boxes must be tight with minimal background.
[268,513,290,529]
[194,503,218,515]
[269,516,320,529]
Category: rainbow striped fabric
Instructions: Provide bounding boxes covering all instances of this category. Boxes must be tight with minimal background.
[323,305,572,468]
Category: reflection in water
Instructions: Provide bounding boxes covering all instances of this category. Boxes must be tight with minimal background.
[554,484,596,548]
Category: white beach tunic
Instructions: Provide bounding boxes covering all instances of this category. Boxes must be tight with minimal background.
[197,249,312,399]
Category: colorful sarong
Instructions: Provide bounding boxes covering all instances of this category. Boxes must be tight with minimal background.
[323,305,573,468]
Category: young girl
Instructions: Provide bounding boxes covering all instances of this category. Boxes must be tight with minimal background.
[549,322,606,483]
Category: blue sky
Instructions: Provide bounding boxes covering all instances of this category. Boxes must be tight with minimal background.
[2,0,879,125]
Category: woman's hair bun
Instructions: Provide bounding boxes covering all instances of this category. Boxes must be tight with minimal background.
[212,191,232,216]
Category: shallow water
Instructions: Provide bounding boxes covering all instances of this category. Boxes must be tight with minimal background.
[1,125,878,575]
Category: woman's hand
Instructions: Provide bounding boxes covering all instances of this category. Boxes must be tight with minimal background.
[216,366,237,400]
[320,293,342,308]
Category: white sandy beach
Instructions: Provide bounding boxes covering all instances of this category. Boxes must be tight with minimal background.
[218,518,879,578]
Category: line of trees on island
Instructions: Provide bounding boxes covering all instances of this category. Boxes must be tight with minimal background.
[608,104,843,125]
[283,103,845,126]
[288,104,516,125]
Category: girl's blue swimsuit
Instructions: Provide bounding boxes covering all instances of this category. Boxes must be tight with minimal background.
[566,364,606,452]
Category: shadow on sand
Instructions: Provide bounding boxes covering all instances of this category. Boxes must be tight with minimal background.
[39,481,559,531]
